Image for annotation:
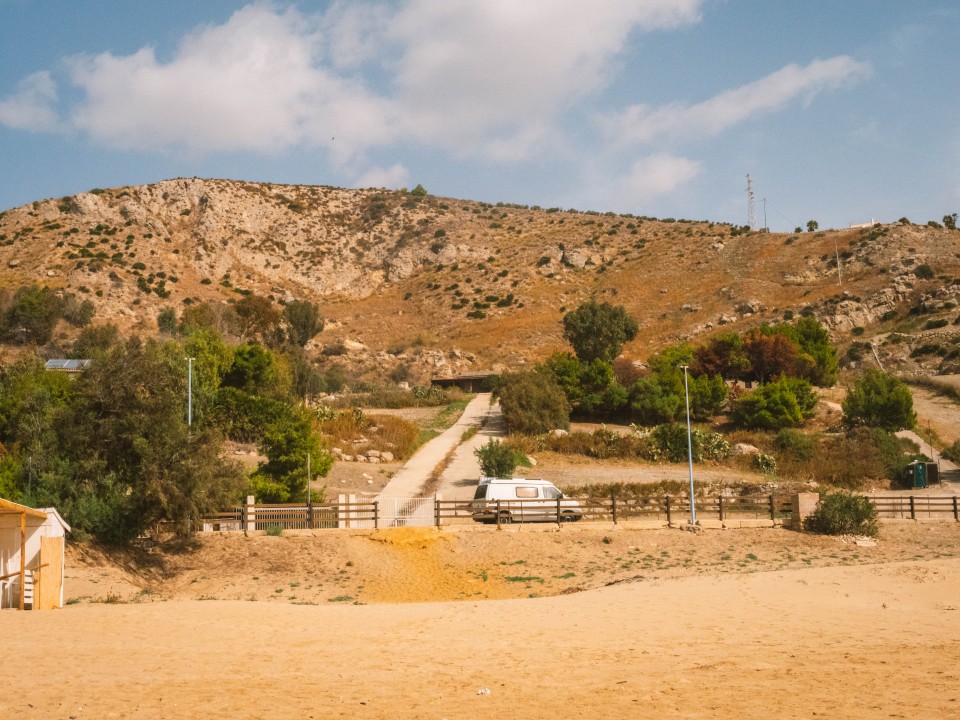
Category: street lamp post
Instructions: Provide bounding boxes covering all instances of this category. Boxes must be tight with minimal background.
[680,365,697,525]
[187,357,194,428]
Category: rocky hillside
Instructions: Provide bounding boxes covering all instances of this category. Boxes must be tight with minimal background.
[1,178,959,381]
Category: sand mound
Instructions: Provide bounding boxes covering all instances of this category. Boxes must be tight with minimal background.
[368,526,449,547]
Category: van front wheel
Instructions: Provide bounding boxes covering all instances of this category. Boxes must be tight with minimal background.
[498,512,512,525]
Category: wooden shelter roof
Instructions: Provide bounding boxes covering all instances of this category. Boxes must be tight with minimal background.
[0,498,48,520]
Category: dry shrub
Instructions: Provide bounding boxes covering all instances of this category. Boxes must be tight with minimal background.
[318,409,419,461]
[367,414,419,460]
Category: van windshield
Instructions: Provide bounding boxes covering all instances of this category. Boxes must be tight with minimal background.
[473,485,488,500]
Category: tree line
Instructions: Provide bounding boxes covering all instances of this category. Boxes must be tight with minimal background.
[0,294,333,544]
[495,300,914,435]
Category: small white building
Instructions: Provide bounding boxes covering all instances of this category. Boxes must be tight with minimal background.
[0,499,71,610]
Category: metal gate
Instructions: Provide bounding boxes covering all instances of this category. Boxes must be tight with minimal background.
[374,496,436,528]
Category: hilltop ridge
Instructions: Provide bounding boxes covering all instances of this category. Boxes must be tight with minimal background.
[1,178,958,381]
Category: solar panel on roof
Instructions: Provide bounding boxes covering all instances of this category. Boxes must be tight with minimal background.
[44,359,91,371]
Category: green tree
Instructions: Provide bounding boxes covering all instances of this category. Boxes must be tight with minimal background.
[842,369,915,431]
[1,285,64,345]
[943,213,957,230]
[787,317,839,387]
[221,343,290,398]
[0,357,72,502]
[732,377,817,430]
[538,351,584,407]
[283,299,324,347]
[250,405,331,503]
[688,373,729,418]
[807,220,819,232]
[577,359,626,415]
[497,371,571,435]
[629,376,683,425]
[52,338,245,542]
[693,332,750,379]
[71,323,120,358]
[157,307,178,334]
[234,294,282,343]
[474,439,519,478]
[562,300,639,363]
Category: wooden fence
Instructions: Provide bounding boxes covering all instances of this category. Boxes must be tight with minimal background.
[197,493,960,532]
[198,494,793,531]
[870,495,960,521]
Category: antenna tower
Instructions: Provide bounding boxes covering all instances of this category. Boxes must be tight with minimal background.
[746,174,757,230]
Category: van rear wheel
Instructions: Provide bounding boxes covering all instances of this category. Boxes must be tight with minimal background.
[560,511,578,522]
[498,512,512,525]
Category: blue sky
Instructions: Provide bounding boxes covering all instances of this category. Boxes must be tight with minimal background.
[1,1,958,230]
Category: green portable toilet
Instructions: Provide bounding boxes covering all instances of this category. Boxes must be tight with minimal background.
[909,461,928,489]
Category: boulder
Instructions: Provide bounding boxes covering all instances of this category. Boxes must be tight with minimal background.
[732,443,760,456]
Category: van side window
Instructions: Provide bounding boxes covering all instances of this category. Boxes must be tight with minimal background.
[543,487,562,499]
[515,487,538,499]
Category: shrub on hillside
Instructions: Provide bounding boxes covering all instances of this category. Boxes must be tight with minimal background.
[805,491,878,537]
[782,427,910,489]
[497,371,570,435]
[942,440,960,463]
[842,369,915,431]
[651,423,730,463]
[732,377,817,430]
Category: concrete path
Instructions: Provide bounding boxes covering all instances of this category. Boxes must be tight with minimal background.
[434,400,506,500]
[375,393,497,500]
[896,430,958,469]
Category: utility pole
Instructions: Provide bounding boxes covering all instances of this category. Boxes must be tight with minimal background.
[746,174,757,231]
[680,365,697,526]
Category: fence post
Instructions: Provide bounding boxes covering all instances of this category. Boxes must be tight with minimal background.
[435,494,442,528]
[909,496,916,520]
[954,496,958,522]
[496,499,502,528]
[665,495,672,525]
[769,494,776,522]
[245,495,256,535]
[307,499,314,530]
[718,495,724,522]
[373,500,379,529]
[556,496,562,526]
[611,494,618,525]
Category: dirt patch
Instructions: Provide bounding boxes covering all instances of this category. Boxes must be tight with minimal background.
[63,522,960,606]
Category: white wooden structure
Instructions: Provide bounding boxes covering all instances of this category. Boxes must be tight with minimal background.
[0,499,70,610]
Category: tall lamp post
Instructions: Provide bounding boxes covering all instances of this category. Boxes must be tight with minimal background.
[680,365,697,525]
[187,357,195,429]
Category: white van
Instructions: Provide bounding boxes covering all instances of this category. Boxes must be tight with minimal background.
[471,477,583,524]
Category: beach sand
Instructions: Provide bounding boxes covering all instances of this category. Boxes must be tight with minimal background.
[2,524,959,719]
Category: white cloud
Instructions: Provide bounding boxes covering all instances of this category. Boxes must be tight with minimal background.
[603,56,872,146]
[352,163,409,189]
[387,0,703,158]
[66,4,395,159]
[614,153,702,204]
[0,71,59,131]
[44,0,705,163]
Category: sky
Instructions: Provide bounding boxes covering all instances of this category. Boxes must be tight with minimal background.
[1,1,958,231]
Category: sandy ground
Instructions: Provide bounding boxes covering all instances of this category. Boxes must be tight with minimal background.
[3,524,960,719]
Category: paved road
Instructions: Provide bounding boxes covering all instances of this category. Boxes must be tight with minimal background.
[375,393,500,500]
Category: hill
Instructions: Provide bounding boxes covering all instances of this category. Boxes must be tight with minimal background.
[1,178,959,382]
